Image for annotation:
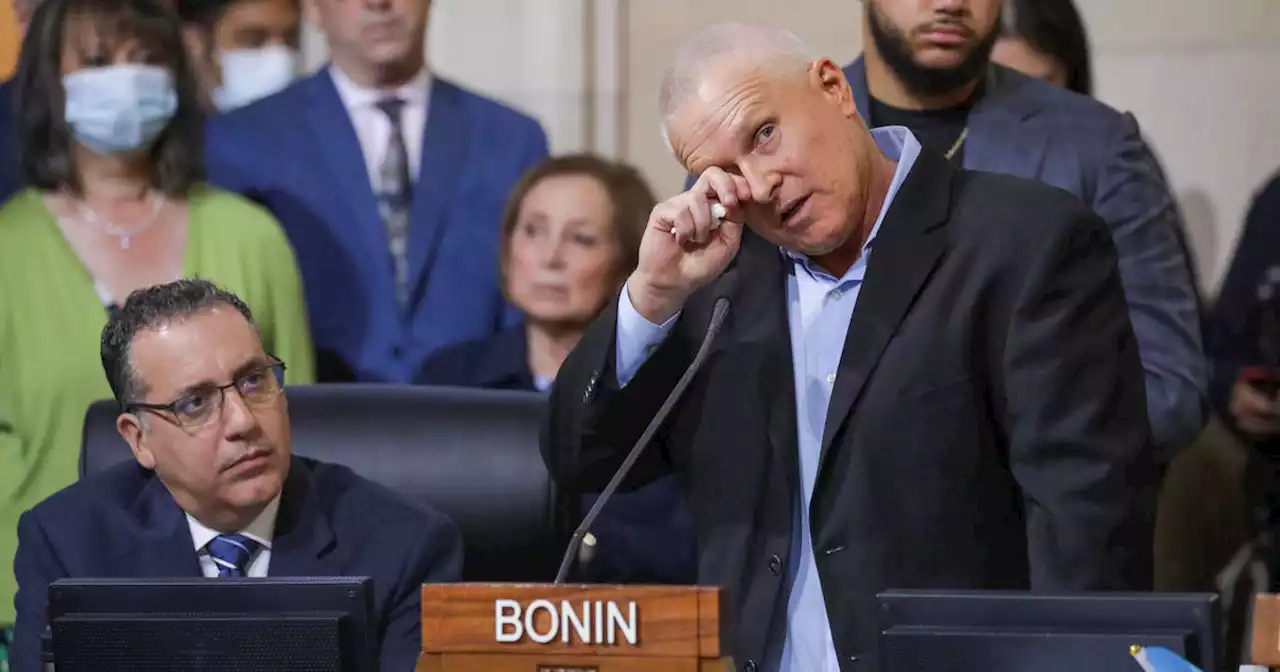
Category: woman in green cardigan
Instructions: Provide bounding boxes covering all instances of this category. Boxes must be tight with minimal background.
[0,0,315,634]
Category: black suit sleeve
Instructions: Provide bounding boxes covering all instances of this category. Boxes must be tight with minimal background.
[1002,197,1156,591]
[11,510,67,672]
[377,510,464,672]
[541,295,695,494]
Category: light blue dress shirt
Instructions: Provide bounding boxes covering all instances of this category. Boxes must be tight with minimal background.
[615,126,922,671]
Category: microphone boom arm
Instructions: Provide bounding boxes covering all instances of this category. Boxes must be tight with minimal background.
[552,297,731,584]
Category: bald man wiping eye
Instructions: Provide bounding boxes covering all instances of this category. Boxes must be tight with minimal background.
[542,20,1156,672]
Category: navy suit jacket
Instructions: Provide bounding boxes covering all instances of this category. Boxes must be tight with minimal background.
[0,82,21,205]
[417,328,698,585]
[11,456,462,672]
[205,71,549,383]
[845,59,1205,455]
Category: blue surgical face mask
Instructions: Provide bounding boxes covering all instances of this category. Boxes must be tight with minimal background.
[62,64,178,156]
[214,45,299,111]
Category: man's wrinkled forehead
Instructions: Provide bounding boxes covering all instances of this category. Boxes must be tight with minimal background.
[668,64,774,172]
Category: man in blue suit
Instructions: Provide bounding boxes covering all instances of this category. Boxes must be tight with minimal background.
[846,0,1205,457]
[205,0,548,382]
[10,279,462,672]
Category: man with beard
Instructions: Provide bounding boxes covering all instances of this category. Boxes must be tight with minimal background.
[205,0,549,383]
[847,0,1205,460]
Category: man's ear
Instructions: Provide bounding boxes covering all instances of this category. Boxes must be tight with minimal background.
[811,57,856,116]
[117,412,156,470]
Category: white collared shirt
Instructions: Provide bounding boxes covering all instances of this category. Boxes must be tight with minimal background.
[187,496,281,579]
[328,64,432,187]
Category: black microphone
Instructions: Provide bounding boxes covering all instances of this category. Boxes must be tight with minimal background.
[553,295,732,584]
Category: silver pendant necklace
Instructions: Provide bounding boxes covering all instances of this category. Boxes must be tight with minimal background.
[67,190,167,249]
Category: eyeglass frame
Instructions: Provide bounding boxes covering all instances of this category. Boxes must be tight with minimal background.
[122,356,288,429]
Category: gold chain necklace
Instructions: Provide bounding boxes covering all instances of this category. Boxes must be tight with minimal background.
[945,127,969,161]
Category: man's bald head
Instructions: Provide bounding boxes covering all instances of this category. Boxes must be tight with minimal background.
[658,22,817,125]
[655,21,889,276]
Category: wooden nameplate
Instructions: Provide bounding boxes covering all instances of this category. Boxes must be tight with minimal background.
[416,583,732,671]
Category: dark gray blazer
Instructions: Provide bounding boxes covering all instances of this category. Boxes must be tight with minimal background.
[554,148,1156,671]
[844,57,1206,455]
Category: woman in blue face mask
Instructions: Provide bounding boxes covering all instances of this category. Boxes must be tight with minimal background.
[0,0,316,643]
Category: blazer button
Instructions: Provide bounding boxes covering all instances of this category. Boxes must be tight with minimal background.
[743,660,758,672]
[767,554,783,576]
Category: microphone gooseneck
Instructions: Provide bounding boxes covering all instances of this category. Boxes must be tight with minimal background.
[553,296,731,584]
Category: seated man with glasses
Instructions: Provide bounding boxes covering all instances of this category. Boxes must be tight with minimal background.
[9,279,462,672]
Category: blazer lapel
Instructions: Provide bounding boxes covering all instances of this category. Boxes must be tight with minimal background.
[964,66,1050,178]
[731,233,800,501]
[817,150,954,475]
[268,457,337,577]
[406,79,471,309]
[126,475,202,578]
[303,72,397,298]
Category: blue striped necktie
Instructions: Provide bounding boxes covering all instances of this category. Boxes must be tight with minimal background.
[206,533,261,578]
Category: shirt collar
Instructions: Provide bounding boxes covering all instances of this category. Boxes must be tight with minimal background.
[328,64,432,112]
[780,125,922,265]
[188,495,281,553]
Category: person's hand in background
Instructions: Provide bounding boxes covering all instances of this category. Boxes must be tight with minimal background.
[1229,376,1280,438]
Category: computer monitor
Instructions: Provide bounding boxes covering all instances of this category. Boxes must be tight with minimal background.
[878,590,1219,672]
[46,576,379,672]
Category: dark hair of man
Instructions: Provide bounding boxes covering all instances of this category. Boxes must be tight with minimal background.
[174,0,230,52]
[14,0,208,197]
[101,278,257,404]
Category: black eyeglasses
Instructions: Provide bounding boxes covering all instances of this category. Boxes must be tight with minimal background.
[125,358,287,429]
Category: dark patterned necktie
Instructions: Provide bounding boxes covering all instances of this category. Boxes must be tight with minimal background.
[206,533,261,578]
[375,96,412,309]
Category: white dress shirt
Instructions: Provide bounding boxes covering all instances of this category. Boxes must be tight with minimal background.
[328,64,432,186]
[188,496,281,578]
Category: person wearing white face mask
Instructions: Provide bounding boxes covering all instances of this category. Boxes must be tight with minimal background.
[0,0,316,638]
[177,0,301,111]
